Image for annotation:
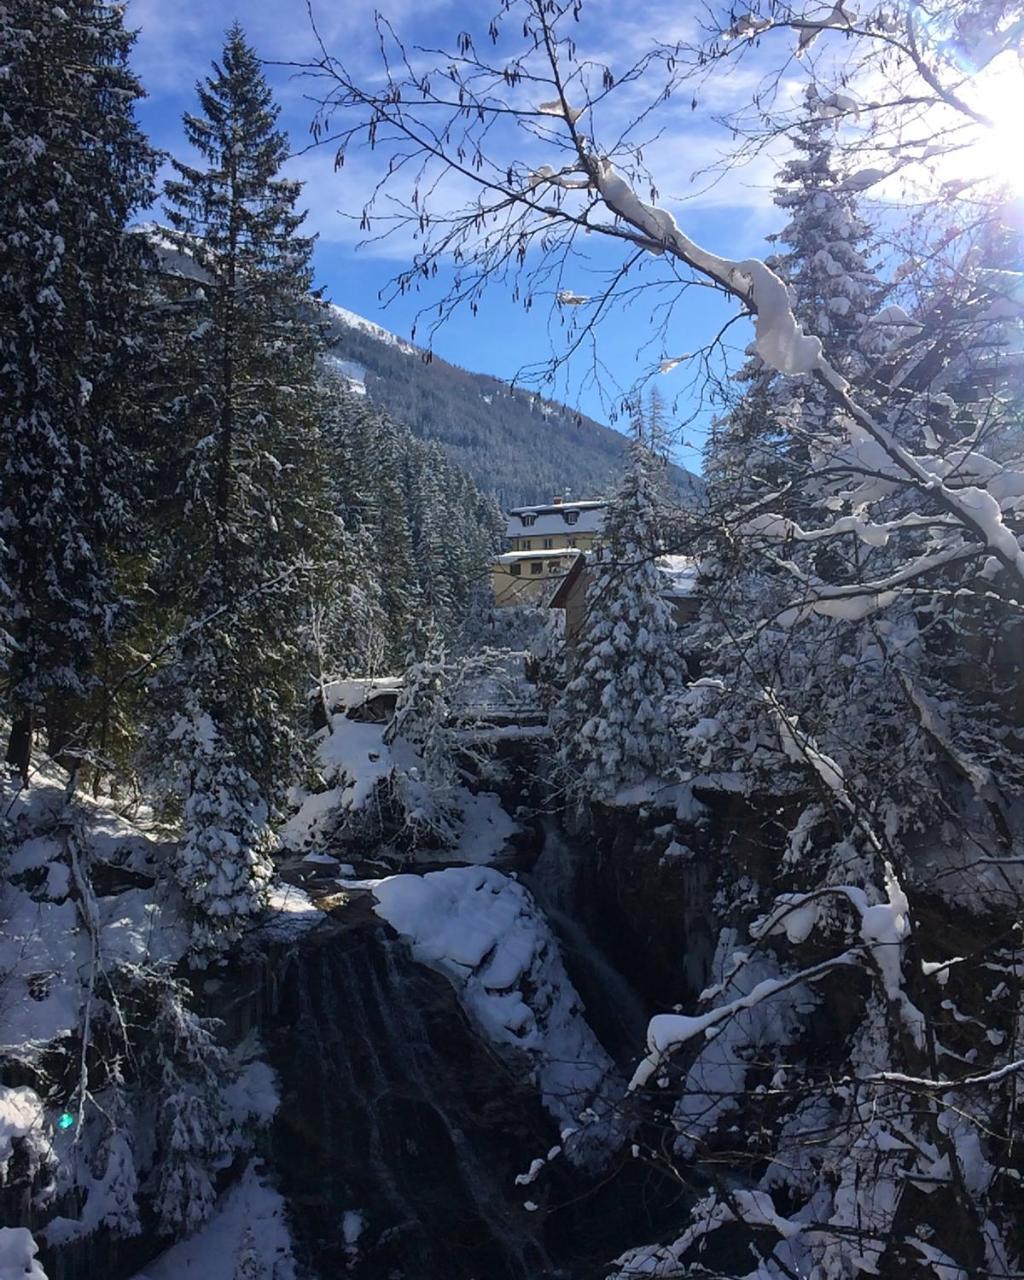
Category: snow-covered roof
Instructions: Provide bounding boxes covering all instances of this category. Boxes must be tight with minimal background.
[321,677,403,715]
[509,499,607,515]
[505,499,607,538]
[495,549,580,564]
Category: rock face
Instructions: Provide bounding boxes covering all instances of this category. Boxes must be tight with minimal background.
[224,887,682,1280]
[258,905,560,1279]
[565,803,719,1011]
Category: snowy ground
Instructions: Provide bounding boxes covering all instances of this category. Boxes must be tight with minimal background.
[130,1161,296,1280]
[280,712,519,863]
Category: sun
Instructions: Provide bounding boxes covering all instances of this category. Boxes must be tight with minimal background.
[961,55,1024,194]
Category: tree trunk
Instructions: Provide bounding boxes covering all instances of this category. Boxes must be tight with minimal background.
[5,711,33,786]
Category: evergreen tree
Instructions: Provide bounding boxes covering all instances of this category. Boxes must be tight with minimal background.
[364,415,420,661]
[384,630,459,843]
[154,23,337,795]
[167,700,276,957]
[313,378,501,669]
[233,1225,263,1279]
[406,442,461,632]
[0,0,157,779]
[557,430,685,802]
[706,95,881,509]
[145,974,237,1236]
[316,384,415,668]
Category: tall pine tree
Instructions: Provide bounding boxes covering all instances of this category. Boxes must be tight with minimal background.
[0,0,157,780]
[154,25,338,950]
[155,24,337,783]
[706,93,881,509]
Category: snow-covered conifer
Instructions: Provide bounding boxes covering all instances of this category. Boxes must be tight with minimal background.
[233,1225,263,1279]
[557,429,685,802]
[145,975,236,1236]
[152,22,337,794]
[316,384,417,667]
[707,94,882,509]
[168,704,275,958]
[0,0,157,777]
[385,631,460,842]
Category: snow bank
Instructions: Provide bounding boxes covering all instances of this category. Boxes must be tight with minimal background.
[131,1161,295,1280]
[370,867,615,1127]
[0,1229,47,1280]
[0,1086,49,1180]
[452,790,520,863]
[281,713,519,863]
[280,718,392,847]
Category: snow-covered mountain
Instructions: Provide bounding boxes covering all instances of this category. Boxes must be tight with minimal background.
[323,304,703,507]
[141,226,701,506]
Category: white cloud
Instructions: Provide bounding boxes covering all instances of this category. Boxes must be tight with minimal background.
[129,0,798,269]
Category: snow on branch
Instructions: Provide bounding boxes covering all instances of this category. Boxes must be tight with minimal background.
[752,865,926,1045]
[764,690,852,805]
[630,860,926,1091]
[741,511,959,549]
[592,158,825,377]
[628,950,860,1091]
[863,1058,1024,1093]
[583,158,1024,586]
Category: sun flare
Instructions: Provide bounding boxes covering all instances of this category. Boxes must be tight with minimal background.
[962,57,1024,192]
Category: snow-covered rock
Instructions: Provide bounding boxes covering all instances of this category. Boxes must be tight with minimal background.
[0,1228,48,1280]
[369,866,617,1130]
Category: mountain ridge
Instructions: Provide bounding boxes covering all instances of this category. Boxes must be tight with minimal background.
[140,224,702,507]
[323,304,703,508]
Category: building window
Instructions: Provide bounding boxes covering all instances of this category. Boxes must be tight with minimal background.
[567,537,577,547]
[548,560,562,573]
[564,510,579,525]
[509,562,522,576]
[522,539,531,550]
[542,537,553,549]
[530,561,544,575]
[521,513,536,526]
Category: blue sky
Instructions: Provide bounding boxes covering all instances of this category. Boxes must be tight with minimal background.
[126,0,794,472]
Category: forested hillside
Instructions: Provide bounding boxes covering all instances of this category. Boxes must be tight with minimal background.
[323,306,703,506]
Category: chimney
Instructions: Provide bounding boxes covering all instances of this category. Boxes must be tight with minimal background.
[552,495,563,505]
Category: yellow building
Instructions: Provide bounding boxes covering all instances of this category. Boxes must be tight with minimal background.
[491,497,607,605]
